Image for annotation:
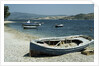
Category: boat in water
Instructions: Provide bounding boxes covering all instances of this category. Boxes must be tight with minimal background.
[29,35,94,56]
[22,20,41,29]
[23,25,37,29]
[34,22,42,26]
[55,24,63,27]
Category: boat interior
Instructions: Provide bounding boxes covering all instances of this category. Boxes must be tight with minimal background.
[36,35,93,48]
[79,35,92,41]
[37,39,83,48]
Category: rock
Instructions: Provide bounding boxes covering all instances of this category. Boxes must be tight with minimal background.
[81,48,94,55]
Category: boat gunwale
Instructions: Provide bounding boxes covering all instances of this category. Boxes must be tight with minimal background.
[30,35,94,50]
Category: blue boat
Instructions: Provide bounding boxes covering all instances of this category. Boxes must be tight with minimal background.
[29,35,94,56]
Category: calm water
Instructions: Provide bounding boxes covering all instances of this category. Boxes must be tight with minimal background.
[7,20,94,38]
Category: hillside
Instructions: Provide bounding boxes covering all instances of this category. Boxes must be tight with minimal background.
[7,12,47,20]
[7,12,94,20]
[59,13,94,20]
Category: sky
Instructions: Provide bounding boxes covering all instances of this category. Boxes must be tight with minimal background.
[5,4,94,15]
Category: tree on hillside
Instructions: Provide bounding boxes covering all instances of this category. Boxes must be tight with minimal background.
[4,6,10,19]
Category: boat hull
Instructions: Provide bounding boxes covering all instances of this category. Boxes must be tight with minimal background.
[22,23,41,26]
[55,24,63,28]
[23,26,37,29]
[30,41,93,56]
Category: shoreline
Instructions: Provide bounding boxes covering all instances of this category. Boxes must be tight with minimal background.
[4,21,39,41]
[4,21,94,62]
[4,20,15,24]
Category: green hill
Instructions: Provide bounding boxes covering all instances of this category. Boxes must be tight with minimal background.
[60,13,94,20]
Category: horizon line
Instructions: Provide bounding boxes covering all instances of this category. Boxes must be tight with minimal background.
[10,12,94,16]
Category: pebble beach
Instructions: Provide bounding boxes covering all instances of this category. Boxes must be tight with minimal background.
[4,21,94,62]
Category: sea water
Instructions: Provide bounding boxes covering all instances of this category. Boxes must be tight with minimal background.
[7,20,94,37]
[6,20,94,47]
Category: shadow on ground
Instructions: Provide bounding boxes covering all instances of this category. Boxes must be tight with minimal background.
[23,53,60,58]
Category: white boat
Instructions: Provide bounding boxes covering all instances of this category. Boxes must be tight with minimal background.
[23,25,37,29]
[29,35,94,56]
[34,22,42,26]
[22,20,39,29]
[55,24,63,27]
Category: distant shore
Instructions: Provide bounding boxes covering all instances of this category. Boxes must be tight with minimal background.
[4,21,15,24]
[4,21,94,62]
[7,12,94,20]
[4,21,38,41]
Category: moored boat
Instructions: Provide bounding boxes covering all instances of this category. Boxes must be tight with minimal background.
[23,25,37,29]
[22,20,40,29]
[34,22,42,26]
[55,24,63,27]
[29,35,94,56]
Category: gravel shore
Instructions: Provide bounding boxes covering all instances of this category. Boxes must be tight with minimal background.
[4,21,94,62]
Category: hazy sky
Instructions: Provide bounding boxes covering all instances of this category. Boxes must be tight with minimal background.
[5,4,94,15]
